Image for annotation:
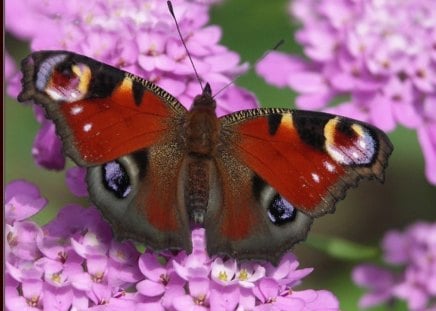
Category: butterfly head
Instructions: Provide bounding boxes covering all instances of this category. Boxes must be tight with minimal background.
[191,82,216,112]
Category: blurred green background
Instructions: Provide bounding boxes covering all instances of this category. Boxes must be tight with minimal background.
[4,0,436,310]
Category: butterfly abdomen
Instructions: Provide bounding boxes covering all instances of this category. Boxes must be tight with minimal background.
[184,159,211,225]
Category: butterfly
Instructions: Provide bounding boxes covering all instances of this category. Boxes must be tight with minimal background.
[18,51,393,263]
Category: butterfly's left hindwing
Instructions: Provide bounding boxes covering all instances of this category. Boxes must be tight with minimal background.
[18,50,186,166]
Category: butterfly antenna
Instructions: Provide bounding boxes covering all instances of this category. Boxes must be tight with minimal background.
[213,39,285,99]
[167,1,204,91]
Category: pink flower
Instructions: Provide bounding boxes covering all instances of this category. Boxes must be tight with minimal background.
[172,229,211,281]
[6,221,43,262]
[253,278,340,310]
[5,180,47,224]
[42,284,73,311]
[173,278,211,311]
[31,120,66,170]
[65,167,88,197]
[236,263,265,288]
[7,278,44,310]
[253,278,304,310]
[418,123,436,185]
[4,179,339,310]
[87,284,137,310]
[353,264,396,308]
[43,204,106,238]
[256,0,436,185]
[107,241,142,285]
[292,290,341,311]
[70,223,112,258]
[5,274,21,311]
[211,258,238,286]
[136,252,185,309]
[353,222,436,310]
[5,51,21,98]
[36,233,84,286]
[265,253,313,286]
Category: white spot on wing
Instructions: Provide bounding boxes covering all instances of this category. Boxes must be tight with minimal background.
[45,89,64,101]
[83,123,92,132]
[324,161,335,172]
[326,146,346,163]
[71,106,83,115]
[311,173,320,183]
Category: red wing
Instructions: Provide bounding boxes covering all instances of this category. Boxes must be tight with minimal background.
[220,109,393,217]
[18,51,186,166]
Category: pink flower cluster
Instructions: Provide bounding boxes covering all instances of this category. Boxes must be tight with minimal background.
[5,180,339,310]
[5,0,258,170]
[353,222,436,310]
[256,0,436,185]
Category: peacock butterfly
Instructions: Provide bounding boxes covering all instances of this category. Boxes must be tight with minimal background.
[18,51,393,263]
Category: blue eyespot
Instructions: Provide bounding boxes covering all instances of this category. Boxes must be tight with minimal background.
[103,161,131,199]
[268,195,296,225]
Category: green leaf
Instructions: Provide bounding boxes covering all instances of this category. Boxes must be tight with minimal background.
[306,234,380,261]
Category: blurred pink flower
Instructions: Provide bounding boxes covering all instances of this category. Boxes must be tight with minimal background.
[66,167,88,197]
[5,51,21,98]
[31,120,66,170]
[353,264,396,307]
[5,180,339,310]
[5,180,47,224]
[418,124,436,185]
[256,0,436,185]
[353,222,436,310]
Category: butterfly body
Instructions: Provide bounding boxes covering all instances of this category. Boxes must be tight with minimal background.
[18,51,393,263]
[178,84,221,225]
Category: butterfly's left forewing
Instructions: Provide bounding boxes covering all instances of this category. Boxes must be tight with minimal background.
[18,51,192,253]
[18,51,186,166]
[205,109,392,262]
